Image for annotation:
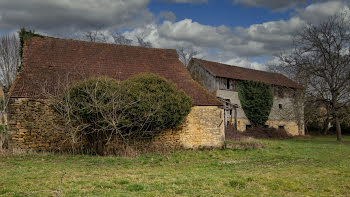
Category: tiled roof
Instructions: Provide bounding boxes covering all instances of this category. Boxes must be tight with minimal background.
[10,37,222,106]
[192,58,302,89]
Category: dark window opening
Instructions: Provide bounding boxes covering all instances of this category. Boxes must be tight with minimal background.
[246,125,252,130]
[278,126,285,129]
[264,125,269,128]
[226,79,230,89]
[279,104,283,109]
[229,110,232,116]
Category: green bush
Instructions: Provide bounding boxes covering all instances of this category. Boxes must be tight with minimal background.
[57,77,122,129]
[121,73,193,135]
[237,80,273,127]
[55,74,193,154]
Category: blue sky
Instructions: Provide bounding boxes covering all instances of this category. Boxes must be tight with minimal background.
[149,0,293,28]
[0,0,348,69]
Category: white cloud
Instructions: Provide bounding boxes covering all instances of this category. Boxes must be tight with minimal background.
[121,20,267,69]
[158,19,233,47]
[0,0,153,34]
[223,57,265,70]
[297,0,350,23]
[159,11,177,22]
[121,1,350,70]
[232,1,350,57]
[234,0,320,11]
[234,17,306,57]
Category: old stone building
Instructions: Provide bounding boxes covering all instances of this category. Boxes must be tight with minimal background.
[8,37,224,151]
[188,58,304,135]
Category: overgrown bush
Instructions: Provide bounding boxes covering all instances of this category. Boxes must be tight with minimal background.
[58,77,122,128]
[237,80,273,127]
[121,73,193,135]
[53,74,193,155]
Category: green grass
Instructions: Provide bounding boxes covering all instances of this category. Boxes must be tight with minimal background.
[1,136,350,196]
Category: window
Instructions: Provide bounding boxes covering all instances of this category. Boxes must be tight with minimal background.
[229,110,232,116]
[279,104,283,109]
[264,125,269,128]
[246,125,252,130]
[278,126,285,129]
[226,79,230,89]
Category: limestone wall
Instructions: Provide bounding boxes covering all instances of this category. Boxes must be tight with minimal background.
[8,98,66,150]
[153,106,225,148]
[8,98,225,151]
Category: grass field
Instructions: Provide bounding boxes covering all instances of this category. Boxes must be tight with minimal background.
[1,136,350,196]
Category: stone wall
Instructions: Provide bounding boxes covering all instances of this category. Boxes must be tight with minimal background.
[152,106,225,148]
[8,98,66,151]
[217,89,304,135]
[8,98,225,151]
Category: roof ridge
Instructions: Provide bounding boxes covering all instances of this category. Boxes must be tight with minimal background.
[192,58,302,89]
[192,58,278,76]
[29,36,178,53]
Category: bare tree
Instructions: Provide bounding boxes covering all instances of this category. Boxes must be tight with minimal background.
[84,31,107,43]
[0,34,20,93]
[84,31,154,48]
[279,13,350,141]
[112,33,132,46]
[0,34,20,149]
[135,34,152,48]
[177,47,198,67]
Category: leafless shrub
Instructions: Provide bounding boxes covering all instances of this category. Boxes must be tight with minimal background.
[135,34,152,48]
[44,77,144,155]
[83,30,108,43]
[177,46,198,67]
[112,33,132,46]
[0,33,20,150]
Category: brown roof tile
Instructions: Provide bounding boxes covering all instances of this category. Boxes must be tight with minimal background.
[192,58,302,89]
[10,37,222,106]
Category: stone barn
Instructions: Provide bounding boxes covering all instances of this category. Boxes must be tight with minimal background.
[8,37,224,151]
[188,58,304,136]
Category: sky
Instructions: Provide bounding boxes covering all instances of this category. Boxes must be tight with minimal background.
[0,0,349,70]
